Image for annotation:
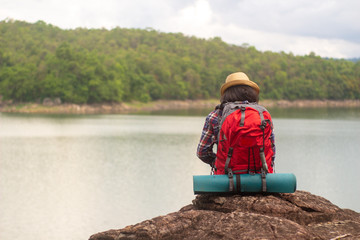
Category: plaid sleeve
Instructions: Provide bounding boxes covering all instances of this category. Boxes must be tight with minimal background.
[196,109,220,165]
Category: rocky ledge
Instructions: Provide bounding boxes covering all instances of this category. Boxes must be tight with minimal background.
[89,191,360,240]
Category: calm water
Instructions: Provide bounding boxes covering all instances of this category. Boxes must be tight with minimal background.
[0,107,360,240]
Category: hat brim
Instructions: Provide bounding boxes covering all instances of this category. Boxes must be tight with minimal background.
[220,80,260,96]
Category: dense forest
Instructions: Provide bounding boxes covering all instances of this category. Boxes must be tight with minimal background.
[0,19,359,104]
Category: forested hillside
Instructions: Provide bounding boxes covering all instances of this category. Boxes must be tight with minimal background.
[0,19,359,103]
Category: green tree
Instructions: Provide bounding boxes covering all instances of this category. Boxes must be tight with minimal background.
[0,19,359,103]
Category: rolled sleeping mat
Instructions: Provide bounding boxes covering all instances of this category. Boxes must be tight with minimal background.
[193,173,296,194]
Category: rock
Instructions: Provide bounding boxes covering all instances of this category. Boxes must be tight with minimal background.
[89,191,360,240]
[42,97,54,106]
[53,97,62,105]
[42,97,62,106]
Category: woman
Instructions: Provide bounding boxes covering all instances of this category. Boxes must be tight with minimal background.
[196,72,275,174]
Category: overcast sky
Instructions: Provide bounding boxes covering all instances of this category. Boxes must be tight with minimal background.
[1,0,359,58]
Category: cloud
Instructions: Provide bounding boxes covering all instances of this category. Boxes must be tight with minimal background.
[207,23,360,58]
[208,0,360,44]
[0,0,359,58]
[158,0,360,58]
[176,0,213,27]
[159,0,214,35]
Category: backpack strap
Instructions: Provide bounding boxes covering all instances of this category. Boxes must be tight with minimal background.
[258,111,266,128]
[228,169,234,192]
[228,173,242,193]
[260,147,269,173]
[257,108,269,191]
[224,147,233,175]
[225,147,235,192]
[236,174,241,192]
[261,169,267,192]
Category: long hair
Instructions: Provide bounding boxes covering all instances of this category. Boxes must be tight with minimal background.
[220,85,259,107]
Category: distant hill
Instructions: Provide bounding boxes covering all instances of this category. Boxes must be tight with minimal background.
[0,19,359,103]
[348,58,360,63]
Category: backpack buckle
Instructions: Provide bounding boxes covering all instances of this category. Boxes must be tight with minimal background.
[240,106,246,127]
[228,169,234,192]
[260,120,267,130]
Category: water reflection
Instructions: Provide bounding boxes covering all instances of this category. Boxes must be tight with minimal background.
[0,109,359,240]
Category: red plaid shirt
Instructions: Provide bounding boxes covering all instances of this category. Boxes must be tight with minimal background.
[196,106,222,165]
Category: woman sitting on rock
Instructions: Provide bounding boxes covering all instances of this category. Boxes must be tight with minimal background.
[197,72,275,175]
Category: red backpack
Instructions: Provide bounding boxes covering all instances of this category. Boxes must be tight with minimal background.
[214,102,274,177]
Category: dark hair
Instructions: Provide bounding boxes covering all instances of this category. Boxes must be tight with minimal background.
[220,85,259,106]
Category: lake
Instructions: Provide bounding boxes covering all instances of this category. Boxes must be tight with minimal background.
[0,107,359,240]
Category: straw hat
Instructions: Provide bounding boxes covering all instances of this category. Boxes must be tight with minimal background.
[220,72,260,96]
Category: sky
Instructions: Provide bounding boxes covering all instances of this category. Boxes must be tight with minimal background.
[1,0,360,59]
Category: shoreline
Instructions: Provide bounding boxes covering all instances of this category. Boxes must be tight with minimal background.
[0,99,360,114]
